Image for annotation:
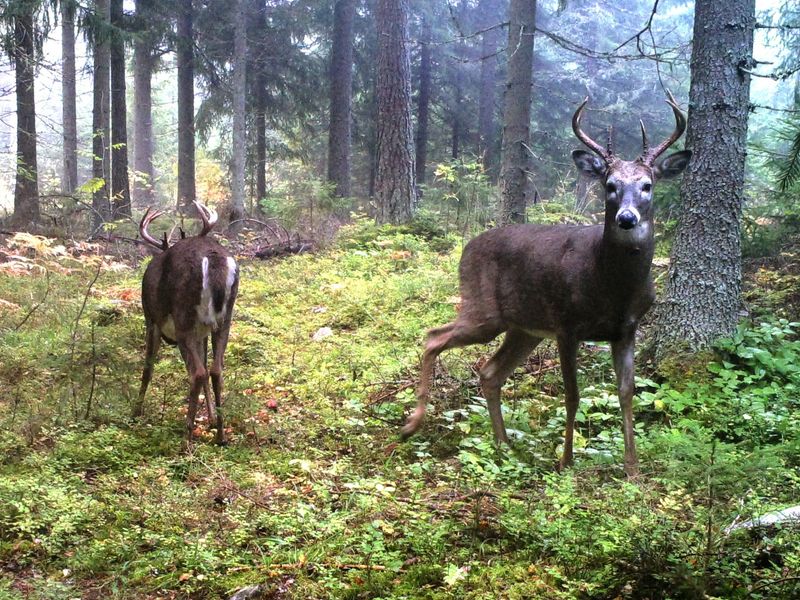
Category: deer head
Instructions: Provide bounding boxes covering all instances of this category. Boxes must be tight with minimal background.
[571,91,692,246]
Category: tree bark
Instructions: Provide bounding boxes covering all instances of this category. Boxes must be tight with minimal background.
[230,0,247,229]
[61,0,78,195]
[110,0,131,217]
[375,0,415,224]
[12,5,39,227]
[414,17,432,185]
[652,0,755,357]
[133,0,156,206]
[92,0,111,233]
[327,0,356,198]
[499,0,536,225]
[177,0,196,212]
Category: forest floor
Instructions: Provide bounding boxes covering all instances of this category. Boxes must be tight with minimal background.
[1,219,800,599]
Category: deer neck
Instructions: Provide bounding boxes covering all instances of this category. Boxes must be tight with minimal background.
[599,216,655,281]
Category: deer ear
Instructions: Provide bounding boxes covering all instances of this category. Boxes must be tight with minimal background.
[654,150,692,180]
[572,150,606,180]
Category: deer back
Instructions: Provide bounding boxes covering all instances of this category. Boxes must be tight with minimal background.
[458,223,654,342]
[142,236,238,343]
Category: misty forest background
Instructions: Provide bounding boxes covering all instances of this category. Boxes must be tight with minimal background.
[2,0,800,598]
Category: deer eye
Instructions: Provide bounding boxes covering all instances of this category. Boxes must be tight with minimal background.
[642,183,652,193]
[606,182,617,194]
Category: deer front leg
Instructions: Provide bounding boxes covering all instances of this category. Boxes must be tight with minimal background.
[557,337,579,471]
[135,322,161,418]
[612,336,640,477]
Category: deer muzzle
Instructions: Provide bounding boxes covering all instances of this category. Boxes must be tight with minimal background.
[616,208,639,230]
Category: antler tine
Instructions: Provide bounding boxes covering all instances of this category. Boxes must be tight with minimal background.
[639,119,649,155]
[139,207,168,251]
[572,97,613,163]
[193,201,218,236]
[606,126,613,156]
[641,90,687,166]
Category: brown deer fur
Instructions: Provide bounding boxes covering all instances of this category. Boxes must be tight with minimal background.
[402,94,692,476]
[134,202,239,445]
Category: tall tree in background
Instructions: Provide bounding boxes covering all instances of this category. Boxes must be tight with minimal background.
[414,14,432,185]
[110,0,130,217]
[653,0,755,357]
[252,0,267,204]
[10,0,40,226]
[477,0,501,176]
[61,0,78,195]
[230,0,247,228]
[176,0,195,212]
[91,0,111,232]
[327,0,356,199]
[499,0,535,225]
[449,0,468,160]
[375,0,415,224]
[132,0,156,205]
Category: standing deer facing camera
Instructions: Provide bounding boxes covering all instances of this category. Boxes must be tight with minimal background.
[402,93,692,476]
[134,202,239,445]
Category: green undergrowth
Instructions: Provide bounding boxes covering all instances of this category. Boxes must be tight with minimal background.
[1,223,799,599]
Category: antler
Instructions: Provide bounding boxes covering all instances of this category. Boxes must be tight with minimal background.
[194,201,218,237]
[639,90,687,166]
[572,97,614,163]
[139,207,168,251]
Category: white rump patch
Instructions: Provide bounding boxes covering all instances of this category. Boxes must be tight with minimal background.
[195,255,237,331]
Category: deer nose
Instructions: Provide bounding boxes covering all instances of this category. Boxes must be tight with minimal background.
[616,210,638,230]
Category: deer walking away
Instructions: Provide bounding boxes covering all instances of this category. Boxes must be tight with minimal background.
[402,93,692,476]
[134,201,239,445]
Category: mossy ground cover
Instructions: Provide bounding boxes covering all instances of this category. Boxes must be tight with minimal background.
[1,222,799,599]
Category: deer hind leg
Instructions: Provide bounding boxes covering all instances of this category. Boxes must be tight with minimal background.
[134,322,162,418]
[201,337,216,428]
[612,335,639,477]
[557,336,579,471]
[181,338,208,438]
[402,319,503,440]
[479,329,542,444]
[209,321,232,445]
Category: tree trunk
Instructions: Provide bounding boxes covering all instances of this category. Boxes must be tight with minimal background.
[62,0,78,195]
[177,0,196,212]
[451,60,463,160]
[652,0,755,358]
[230,0,247,230]
[254,0,267,205]
[110,0,131,218]
[327,0,356,198]
[450,1,467,161]
[414,17,432,185]
[13,6,39,227]
[477,7,500,177]
[133,0,156,206]
[375,0,415,224]
[92,0,111,233]
[499,0,536,225]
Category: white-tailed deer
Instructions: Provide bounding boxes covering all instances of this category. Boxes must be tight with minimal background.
[134,202,239,445]
[402,93,692,476]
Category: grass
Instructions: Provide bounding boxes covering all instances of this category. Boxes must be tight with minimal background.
[0,221,799,599]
